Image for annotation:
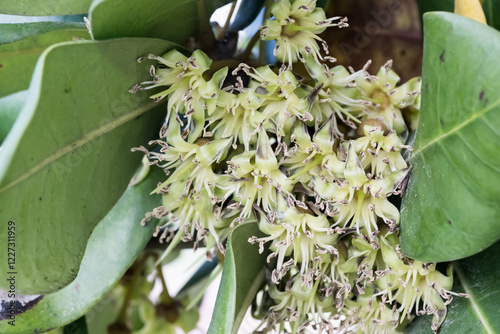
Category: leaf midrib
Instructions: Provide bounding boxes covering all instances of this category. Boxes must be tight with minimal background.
[0,99,159,194]
[411,97,500,158]
[455,263,495,334]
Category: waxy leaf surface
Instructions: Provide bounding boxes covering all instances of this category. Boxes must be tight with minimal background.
[0,22,89,98]
[0,0,92,15]
[400,13,500,262]
[0,168,162,333]
[208,223,267,334]
[0,90,27,144]
[89,0,231,43]
[0,38,175,294]
[228,0,266,33]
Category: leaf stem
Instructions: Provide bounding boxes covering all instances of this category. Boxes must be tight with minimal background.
[117,256,148,325]
[241,30,261,62]
[156,229,186,265]
[156,261,175,305]
[197,0,216,51]
[218,1,237,40]
[259,0,275,64]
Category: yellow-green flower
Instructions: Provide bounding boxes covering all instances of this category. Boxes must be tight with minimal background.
[260,0,347,65]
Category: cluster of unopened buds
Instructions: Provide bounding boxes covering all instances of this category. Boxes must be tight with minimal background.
[130,0,464,332]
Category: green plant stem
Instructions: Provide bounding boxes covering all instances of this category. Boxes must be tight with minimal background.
[116,257,148,325]
[197,0,215,51]
[211,59,242,72]
[241,30,261,62]
[156,229,186,265]
[218,1,237,40]
[289,155,323,180]
[156,261,175,305]
[259,0,275,64]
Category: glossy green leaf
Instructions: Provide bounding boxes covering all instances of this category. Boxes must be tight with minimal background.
[63,316,88,334]
[0,23,89,98]
[208,223,267,334]
[405,241,500,334]
[0,168,163,334]
[400,13,500,262]
[177,259,219,297]
[0,38,175,294]
[89,0,231,43]
[0,90,27,144]
[228,0,265,33]
[0,0,92,16]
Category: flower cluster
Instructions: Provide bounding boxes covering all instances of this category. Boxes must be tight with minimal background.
[260,0,348,65]
[131,0,461,332]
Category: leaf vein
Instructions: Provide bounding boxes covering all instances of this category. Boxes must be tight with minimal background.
[455,263,495,334]
[456,132,500,173]
[0,99,158,194]
[438,141,491,202]
[412,98,500,157]
[479,115,500,135]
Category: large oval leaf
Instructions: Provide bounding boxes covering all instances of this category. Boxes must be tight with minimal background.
[0,168,163,333]
[405,241,500,333]
[228,0,266,33]
[0,38,175,294]
[0,0,92,16]
[89,0,231,43]
[0,90,27,144]
[0,22,89,98]
[208,223,267,334]
[400,12,500,262]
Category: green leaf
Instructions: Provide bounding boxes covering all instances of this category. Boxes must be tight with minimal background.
[177,259,219,297]
[63,316,88,334]
[0,38,176,294]
[482,0,500,30]
[415,0,453,14]
[0,167,163,334]
[89,0,231,43]
[206,0,234,14]
[0,0,92,16]
[316,0,330,10]
[88,0,194,43]
[0,23,89,98]
[0,22,87,45]
[400,13,500,262]
[208,223,267,334]
[0,90,27,144]
[405,241,500,334]
[228,0,265,33]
